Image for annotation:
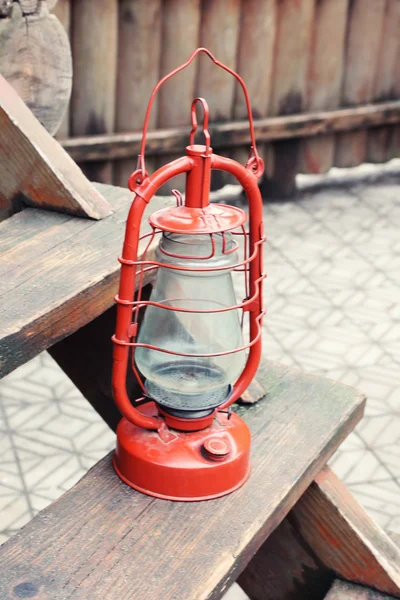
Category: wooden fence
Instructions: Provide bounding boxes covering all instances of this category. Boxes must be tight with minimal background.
[53,0,400,196]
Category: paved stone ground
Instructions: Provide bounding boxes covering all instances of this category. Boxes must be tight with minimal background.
[1,162,399,595]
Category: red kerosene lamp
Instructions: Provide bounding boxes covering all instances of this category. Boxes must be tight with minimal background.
[112,48,266,501]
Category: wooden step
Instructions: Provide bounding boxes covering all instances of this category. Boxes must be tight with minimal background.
[0,359,366,599]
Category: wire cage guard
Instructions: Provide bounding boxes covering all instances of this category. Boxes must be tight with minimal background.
[112,48,266,433]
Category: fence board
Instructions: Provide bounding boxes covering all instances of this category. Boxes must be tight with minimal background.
[367,0,400,163]
[265,0,315,196]
[60,102,400,162]
[335,0,386,168]
[388,42,400,160]
[155,0,201,192]
[52,0,71,139]
[71,0,118,184]
[232,0,277,179]
[114,0,162,188]
[197,0,241,188]
[299,0,348,174]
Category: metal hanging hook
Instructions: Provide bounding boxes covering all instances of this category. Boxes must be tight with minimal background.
[132,47,264,185]
[189,97,211,154]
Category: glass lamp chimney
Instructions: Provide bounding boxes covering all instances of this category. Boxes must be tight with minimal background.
[135,232,245,418]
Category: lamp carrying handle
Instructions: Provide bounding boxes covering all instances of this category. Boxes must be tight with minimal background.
[134,47,264,185]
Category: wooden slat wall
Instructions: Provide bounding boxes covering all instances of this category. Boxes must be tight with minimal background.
[367,0,400,163]
[155,0,201,192]
[233,0,277,179]
[299,0,348,174]
[197,0,241,188]
[70,0,118,184]
[335,0,386,168]
[114,0,162,187]
[53,0,400,193]
[52,0,71,139]
[265,0,315,196]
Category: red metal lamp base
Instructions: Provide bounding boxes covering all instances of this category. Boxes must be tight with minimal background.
[113,402,251,501]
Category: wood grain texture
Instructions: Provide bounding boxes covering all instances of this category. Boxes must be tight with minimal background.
[292,467,400,598]
[264,0,315,197]
[71,0,118,184]
[51,0,71,138]
[325,580,398,600]
[367,0,400,163]
[59,101,400,162]
[155,0,201,192]
[239,466,400,600]
[0,2,72,135]
[233,0,277,178]
[114,0,162,187]
[299,0,348,174]
[388,39,400,161]
[0,184,170,378]
[0,75,111,218]
[0,361,365,599]
[335,0,386,168]
[197,0,241,122]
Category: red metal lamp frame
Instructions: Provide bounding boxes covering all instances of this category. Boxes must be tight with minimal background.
[111,49,266,500]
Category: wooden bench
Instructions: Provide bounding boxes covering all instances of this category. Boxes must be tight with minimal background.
[1,184,400,599]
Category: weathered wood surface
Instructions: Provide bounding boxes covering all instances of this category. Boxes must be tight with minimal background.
[335,0,386,168]
[239,466,400,600]
[71,0,118,184]
[0,1,72,136]
[197,0,240,123]
[325,580,398,600]
[232,0,277,180]
[300,0,348,174]
[51,0,71,138]
[0,361,365,599]
[114,0,162,187]
[293,468,400,597]
[0,184,170,379]
[59,101,400,162]
[0,75,111,218]
[367,0,400,163]
[155,0,201,191]
[264,0,315,197]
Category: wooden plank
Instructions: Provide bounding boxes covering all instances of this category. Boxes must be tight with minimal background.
[325,580,398,600]
[263,0,315,197]
[52,0,71,139]
[232,0,277,180]
[197,0,241,122]
[114,0,162,188]
[155,0,201,192]
[71,0,118,184]
[0,1,72,135]
[367,0,400,163]
[59,100,400,162]
[0,75,111,218]
[239,466,400,600]
[197,0,241,189]
[292,467,400,597]
[0,184,171,378]
[299,0,349,174]
[0,361,366,599]
[335,0,386,168]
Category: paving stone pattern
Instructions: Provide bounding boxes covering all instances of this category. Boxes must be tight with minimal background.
[1,165,400,554]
